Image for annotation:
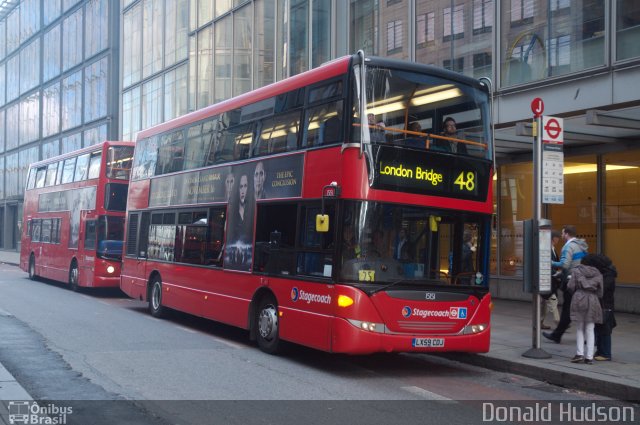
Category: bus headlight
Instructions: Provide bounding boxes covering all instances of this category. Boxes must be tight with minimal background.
[462,323,488,335]
[347,319,386,333]
[106,265,115,274]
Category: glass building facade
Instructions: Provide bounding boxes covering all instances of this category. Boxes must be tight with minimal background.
[2,0,640,308]
[0,0,120,250]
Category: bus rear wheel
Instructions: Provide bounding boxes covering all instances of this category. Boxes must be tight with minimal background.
[68,262,79,292]
[256,295,281,354]
[28,255,37,280]
[149,277,165,318]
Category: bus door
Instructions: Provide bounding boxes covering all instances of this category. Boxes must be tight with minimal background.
[126,212,151,292]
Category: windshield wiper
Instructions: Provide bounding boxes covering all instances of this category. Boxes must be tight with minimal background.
[367,278,447,295]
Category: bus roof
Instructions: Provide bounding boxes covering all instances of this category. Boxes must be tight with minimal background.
[28,141,134,169]
[135,56,354,141]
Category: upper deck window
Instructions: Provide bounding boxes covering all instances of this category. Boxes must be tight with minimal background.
[106,146,134,180]
[352,65,491,160]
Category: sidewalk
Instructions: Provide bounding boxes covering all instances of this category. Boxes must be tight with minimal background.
[0,249,638,402]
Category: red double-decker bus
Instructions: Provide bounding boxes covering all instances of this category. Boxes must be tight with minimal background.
[121,53,494,354]
[20,141,134,290]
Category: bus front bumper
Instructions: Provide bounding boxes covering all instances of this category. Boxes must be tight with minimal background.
[330,317,490,355]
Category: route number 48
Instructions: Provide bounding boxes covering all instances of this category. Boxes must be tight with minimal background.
[454,171,475,191]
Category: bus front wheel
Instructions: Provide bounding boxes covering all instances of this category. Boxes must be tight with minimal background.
[149,277,165,318]
[256,295,281,354]
[28,255,37,280]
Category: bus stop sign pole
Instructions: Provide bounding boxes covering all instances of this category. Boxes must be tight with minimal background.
[522,107,552,359]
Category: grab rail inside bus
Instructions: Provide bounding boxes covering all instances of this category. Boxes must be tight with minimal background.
[352,123,488,150]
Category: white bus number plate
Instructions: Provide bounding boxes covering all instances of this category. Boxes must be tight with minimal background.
[412,338,445,348]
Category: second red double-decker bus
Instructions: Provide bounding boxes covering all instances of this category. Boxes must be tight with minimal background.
[20,141,134,290]
[122,52,494,354]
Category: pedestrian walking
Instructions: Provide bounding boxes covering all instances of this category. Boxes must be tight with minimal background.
[543,225,588,343]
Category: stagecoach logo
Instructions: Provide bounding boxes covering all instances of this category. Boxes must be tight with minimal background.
[290,287,300,302]
[401,306,468,319]
[8,401,73,424]
[290,287,332,305]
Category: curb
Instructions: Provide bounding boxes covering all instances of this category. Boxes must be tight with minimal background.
[440,353,640,402]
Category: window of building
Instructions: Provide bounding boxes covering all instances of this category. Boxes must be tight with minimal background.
[473,52,492,78]
[43,83,61,138]
[233,6,252,97]
[20,0,40,43]
[43,25,62,82]
[254,0,275,89]
[387,20,403,54]
[6,104,19,151]
[84,58,109,123]
[62,71,82,131]
[6,8,19,55]
[85,0,109,59]
[62,9,83,72]
[0,19,6,61]
[603,150,640,284]
[20,93,40,145]
[142,76,163,130]
[289,0,309,75]
[549,35,571,73]
[444,57,464,73]
[0,110,5,152]
[62,133,81,154]
[550,0,570,12]
[473,0,493,35]
[443,5,464,42]
[0,63,5,106]
[122,87,142,141]
[6,56,19,102]
[416,12,435,46]
[20,39,40,95]
[214,17,232,103]
[350,0,380,57]
[616,0,640,61]
[123,3,142,88]
[84,125,107,148]
[197,25,214,108]
[44,0,62,27]
[165,0,189,67]
[509,0,534,26]
[142,0,163,79]
[164,65,189,122]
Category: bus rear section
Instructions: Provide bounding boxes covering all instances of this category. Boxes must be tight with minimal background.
[20,142,133,290]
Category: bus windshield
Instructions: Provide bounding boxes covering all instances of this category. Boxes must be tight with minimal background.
[106,146,134,180]
[340,201,486,287]
[353,65,491,160]
[97,216,125,261]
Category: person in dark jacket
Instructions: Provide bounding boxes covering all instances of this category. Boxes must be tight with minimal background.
[567,261,603,364]
[582,254,617,361]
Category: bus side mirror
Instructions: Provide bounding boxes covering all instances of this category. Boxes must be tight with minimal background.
[316,214,330,233]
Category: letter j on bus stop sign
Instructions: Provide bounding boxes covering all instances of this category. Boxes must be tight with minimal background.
[531,97,544,118]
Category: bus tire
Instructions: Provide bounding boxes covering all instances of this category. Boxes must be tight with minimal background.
[149,277,165,318]
[256,294,282,354]
[28,254,37,280]
[69,261,80,292]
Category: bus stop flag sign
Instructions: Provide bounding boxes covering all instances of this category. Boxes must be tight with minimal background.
[541,116,564,204]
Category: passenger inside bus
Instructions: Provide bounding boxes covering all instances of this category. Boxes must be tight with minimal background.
[404,121,426,149]
[322,101,343,145]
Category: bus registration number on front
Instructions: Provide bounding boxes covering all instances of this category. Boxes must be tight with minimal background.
[412,338,445,348]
